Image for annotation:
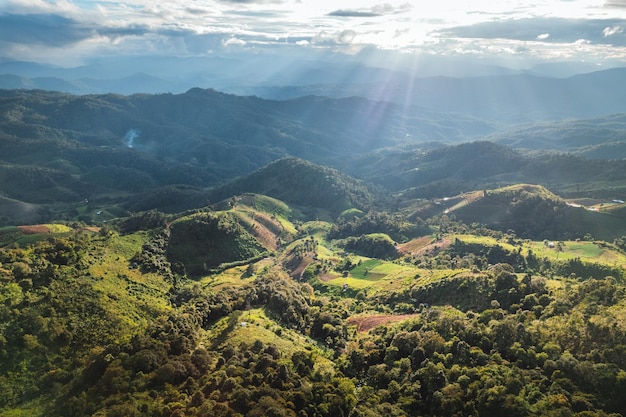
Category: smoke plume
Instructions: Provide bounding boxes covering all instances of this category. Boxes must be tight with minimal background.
[123,129,140,148]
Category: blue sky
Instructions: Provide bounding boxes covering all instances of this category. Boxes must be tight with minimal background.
[1,0,626,70]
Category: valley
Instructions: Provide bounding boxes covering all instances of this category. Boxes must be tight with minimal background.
[0,85,625,416]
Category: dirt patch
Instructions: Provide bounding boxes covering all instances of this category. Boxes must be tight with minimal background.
[319,273,336,282]
[397,236,433,255]
[253,212,284,236]
[289,258,312,280]
[236,211,278,250]
[347,314,420,332]
[17,225,50,234]
[410,238,452,257]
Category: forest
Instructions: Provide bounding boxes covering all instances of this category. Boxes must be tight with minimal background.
[1,188,625,416]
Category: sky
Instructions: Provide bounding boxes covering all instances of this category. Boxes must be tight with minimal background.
[1,0,626,71]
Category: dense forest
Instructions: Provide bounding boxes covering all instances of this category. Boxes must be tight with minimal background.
[1,190,625,416]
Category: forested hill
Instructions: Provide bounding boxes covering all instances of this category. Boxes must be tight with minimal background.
[350,141,626,201]
[0,88,491,173]
[208,157,386,217]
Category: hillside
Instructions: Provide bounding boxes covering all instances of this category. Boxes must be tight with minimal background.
[486,113,626,158]
[1,88,626,228]
[352,141,626,201]
[403,184,626,241]
[1,194,626,416]
[209,157,387,218]
[1,84,626,416]
[0,89,495,226]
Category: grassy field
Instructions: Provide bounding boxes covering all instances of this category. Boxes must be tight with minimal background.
[200,264,257,289]
[452,233,626,267]
[322,259,419,292]
[0,223,74,247]
[453,234,518,251]
[88,232,172,339]
[527,240,626,264]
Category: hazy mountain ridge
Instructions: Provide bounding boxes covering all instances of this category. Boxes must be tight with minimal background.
[227,68,626,122]
[3,64,626,123]
[349,141,626,201]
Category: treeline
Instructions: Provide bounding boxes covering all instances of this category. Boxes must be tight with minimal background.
[330,210,430,242]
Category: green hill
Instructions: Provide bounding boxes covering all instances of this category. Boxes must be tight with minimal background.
[1,197,626,416]
[167,212,268,276]
[447,184,626,240]
[209,157,386,218]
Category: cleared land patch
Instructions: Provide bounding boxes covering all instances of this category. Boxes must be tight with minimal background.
[347,314,420,332]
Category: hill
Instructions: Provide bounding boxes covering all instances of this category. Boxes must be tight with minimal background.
[351,141,626,201]
[2,197,626,416]
[5,61,626,123]
[209,157,386,218]
[3,78,626,417]
[0,89,495,225]
[427,184,626,241]
[229,68,626,123]
[486,113,626,159]
[167,212,269,276]
[165,194,299,277]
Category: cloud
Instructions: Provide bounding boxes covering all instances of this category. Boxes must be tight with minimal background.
[328,9,382,17]
[217,0,285,3]
[604,0,626,7]
[311,29,359,46]
[0,13,92,47]
[328,3,411,18]
[223,37,247,46]
[603,25,624,36]
[338,30,357,43]
[184,7,211,16]
[441,17,626,46]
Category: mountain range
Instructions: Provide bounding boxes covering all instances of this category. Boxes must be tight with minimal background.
[3,58,626,122]
[2,57,626,417]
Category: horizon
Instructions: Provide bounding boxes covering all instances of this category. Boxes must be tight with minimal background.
[1,0,626,81]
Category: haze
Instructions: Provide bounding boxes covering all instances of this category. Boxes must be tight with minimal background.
[2,0,626,88]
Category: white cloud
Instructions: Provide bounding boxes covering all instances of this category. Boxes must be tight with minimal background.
[223,36,247,46]
[2,0,626,67]
[603,25,624,36]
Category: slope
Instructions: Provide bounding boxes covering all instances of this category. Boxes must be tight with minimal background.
[209,157,386,218]
[447,184,626,240]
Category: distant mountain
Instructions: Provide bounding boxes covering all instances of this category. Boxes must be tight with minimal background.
[526,61,606,78]
[350,141,626,200]
[0,88,625,227]
[230,69,626,123]
[3,58,626,123]
[486,113,626,158]
[0,88,491,174]
[350,141,525,192]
